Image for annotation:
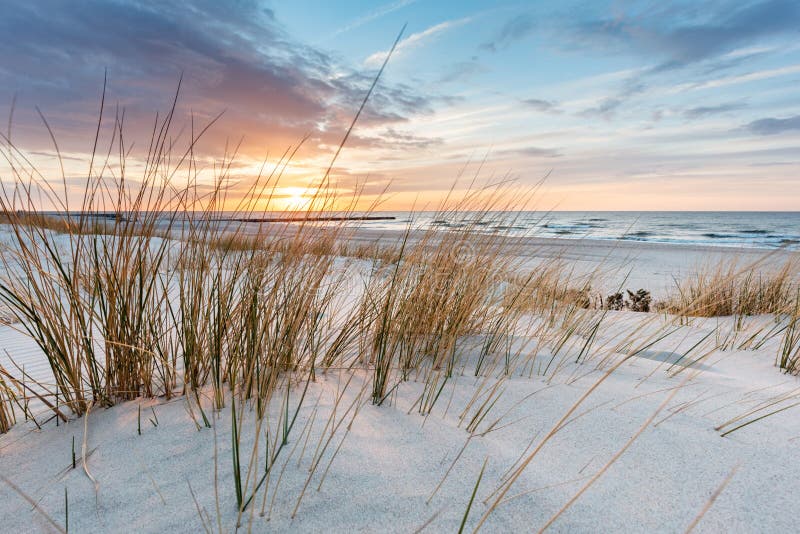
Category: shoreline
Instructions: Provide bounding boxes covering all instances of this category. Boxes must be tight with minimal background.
[335,227,800,298]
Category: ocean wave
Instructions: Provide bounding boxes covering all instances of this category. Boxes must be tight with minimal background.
[493,225,527,231]
[741,229,769,234]
[661,223,699,230]
[543,223,593,230]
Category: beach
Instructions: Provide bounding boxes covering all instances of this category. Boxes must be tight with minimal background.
[341,226,800,298]
[0,227,798,533]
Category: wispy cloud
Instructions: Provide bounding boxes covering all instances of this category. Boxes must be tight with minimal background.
[684,102,746,119]
[496,145,561,158]
[577,79,645,119]
[745,115,800,135]
[437,59,485,84]
[480,13,535,53]
[572,0,800,70]
[688,64,800,91]
[327,0,417,40]
[364,17,472,67]
[521,98,561,114]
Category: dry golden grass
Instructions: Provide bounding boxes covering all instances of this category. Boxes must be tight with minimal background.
[363,188,541,408]
[778,290,800,374]
[503,261,596,314]
[0,370,18,433]
[660,258,799,317]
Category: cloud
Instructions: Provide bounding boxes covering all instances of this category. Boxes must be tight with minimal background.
[579,98,623,119]
[573,0,800,70]
[0,0,439,158]
[649,109,665,123]
[437,59,486,84]
[480,14,535,53]
[745,115,800,135]
[748,161,798,167]
[351,128,444,151]
[521,98,560,113]
[684,102,746,118]
[328,0,418,39]
[496,146,561,158]
[696,45,775,76]
[326,72,436,125]
[686,64,800,91]
[578,78,645,119]
[364,17,472,67]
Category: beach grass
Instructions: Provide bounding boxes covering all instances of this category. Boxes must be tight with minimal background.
[777,290,800,373]
[660,257,799,317]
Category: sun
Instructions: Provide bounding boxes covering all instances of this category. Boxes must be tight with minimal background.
[282,186,310,211]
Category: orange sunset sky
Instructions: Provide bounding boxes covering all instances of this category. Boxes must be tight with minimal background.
[1,1,799,211]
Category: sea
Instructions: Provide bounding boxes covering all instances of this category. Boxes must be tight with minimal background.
[333,211,800,251]
[39,210,800,251]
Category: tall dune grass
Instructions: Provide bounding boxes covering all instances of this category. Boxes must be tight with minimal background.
[660,258,798,317]
[778,290,800,374]
[0,370,19,433]
[364,187,544,408]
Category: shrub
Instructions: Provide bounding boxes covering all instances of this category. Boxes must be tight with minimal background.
[626,289,652,312]
[606,292,624,311]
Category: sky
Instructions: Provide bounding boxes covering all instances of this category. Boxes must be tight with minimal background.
[0,0,799,211]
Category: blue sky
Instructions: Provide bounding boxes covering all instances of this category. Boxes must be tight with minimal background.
[1,0,799,209]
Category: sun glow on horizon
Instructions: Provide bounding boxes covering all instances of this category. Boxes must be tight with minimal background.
[279,186,312,211]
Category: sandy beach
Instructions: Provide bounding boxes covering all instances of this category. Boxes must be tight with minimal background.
[342,226,800,297]
[0,227,798,533]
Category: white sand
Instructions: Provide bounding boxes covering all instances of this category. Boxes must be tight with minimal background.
[0,236,799,533]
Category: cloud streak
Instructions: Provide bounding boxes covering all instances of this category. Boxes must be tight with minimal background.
[746,115,800,135]
[573,0,800,70]
[684,102,746,118]
[364,17,472,67]
[521,99,561,113]
[480,14,535,53]
[327,0,418,39]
